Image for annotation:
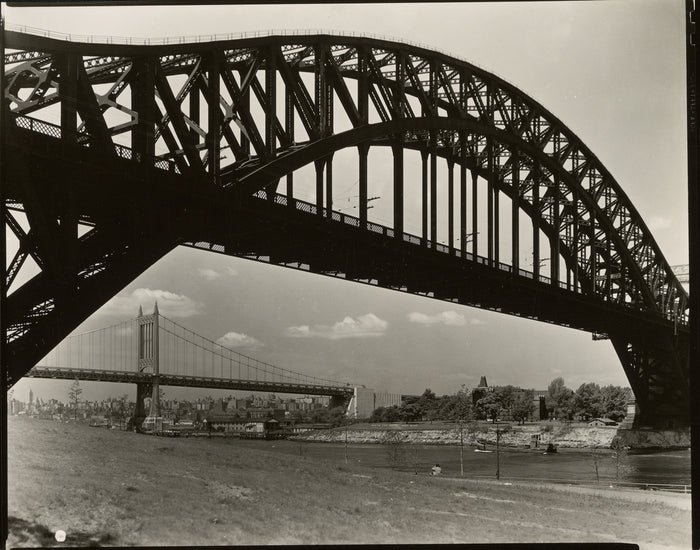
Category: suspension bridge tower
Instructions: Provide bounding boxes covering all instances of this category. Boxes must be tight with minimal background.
[135,303,161,431]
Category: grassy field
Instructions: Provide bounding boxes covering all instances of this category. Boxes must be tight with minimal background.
[7,416,691,548]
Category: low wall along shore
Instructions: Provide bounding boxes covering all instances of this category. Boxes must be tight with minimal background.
[292,423,691,450]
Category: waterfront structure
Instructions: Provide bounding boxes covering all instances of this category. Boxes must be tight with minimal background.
[2,29,688,428]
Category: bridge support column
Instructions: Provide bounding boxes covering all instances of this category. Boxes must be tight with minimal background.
[611,332,689,429]
[133,382,151,431]
[137,303,161,432]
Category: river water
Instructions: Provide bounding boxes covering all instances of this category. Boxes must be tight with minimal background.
[232,439,691,488]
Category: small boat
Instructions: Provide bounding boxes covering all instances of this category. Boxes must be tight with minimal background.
[475,448,493,453]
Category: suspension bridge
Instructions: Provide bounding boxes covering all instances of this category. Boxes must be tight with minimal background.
[2,26,689,428]
[24,303,356,426]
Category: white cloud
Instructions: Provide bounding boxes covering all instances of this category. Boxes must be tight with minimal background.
[216,331,263,349]
[197,268,221,281]
[408,310,468,326]
[647,216,672,230]
[285,313,388,339]
[99,288,202,318]
[197,266,238,280]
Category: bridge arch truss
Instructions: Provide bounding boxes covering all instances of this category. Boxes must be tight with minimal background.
[2,30,689,426]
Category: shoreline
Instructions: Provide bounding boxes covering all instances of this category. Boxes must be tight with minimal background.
[291,422,692,450]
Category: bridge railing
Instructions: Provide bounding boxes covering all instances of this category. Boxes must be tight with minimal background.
[8,112,181,174]
[3,24,493,75]
[254,188,570,291]
[250,189,682,320]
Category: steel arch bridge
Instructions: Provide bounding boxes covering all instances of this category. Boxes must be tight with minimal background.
[1,28,690,427]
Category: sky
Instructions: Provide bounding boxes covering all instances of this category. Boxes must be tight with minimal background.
[3,1,690,405]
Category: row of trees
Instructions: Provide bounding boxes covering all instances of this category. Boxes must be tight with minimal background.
[370,378,631,424]
[370,387,472,423]
[547,377,630,422]
[370,386,535,424]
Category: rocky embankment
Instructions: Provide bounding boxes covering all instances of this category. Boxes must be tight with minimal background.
[292,423,691,450]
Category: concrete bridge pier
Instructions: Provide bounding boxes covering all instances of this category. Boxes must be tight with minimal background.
[133,382,152,431]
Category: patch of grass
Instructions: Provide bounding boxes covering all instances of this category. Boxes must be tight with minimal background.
[7,416,692,547]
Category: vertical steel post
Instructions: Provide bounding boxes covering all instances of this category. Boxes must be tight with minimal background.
[132,56,155,158]
[285,88,294,204]
[512,147,520,272]
[487,135,494,266]
[533,162,540,279]
[460,131,467,257]
[471,169,478,256]
[359,144,368,227]
[60,52,78,146]
[551,176,560,285]
[207,52,220,184]
[358,45,369,228]
[315,159,325,215]
[265,46,277,160]
[430,131,437,247]
[325,155,333,216]
[190,71,200,142]
[393,143,404,236]
[421,149,429,245]
[448,160,455,253]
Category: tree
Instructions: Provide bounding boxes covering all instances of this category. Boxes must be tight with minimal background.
[511,390,535,424]
[381,431,408,470]
[439,387,472,422]
[574,382,603,420]
[476,392,501,421]
[68,379,82,420]
[599,385,630,421]
[548,377,574,420]
[328,406,347,428]
[610,436,631,485]
[415,388,439,420]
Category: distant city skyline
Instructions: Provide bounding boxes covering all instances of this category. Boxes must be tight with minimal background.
[5,1,687,403]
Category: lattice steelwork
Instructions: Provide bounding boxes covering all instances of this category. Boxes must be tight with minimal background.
[2,28,689,426]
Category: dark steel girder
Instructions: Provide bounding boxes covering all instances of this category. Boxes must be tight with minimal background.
[223,116,668,320]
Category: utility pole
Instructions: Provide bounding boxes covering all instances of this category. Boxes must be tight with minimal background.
[459,417,464,477]
[344,417,349,464]
[495,418,501,480]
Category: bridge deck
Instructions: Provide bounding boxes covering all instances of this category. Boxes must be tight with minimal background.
[26,367,354,397]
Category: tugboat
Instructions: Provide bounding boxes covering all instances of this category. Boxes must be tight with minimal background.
[543,443,557,455]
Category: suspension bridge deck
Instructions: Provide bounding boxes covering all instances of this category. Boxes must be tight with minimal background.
[25,366,355,397]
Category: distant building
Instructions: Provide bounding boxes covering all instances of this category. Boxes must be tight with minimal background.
[347,387,403,419]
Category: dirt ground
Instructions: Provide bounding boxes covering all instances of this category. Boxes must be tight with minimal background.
[6,416,691,548]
